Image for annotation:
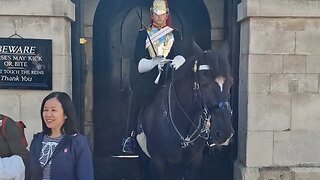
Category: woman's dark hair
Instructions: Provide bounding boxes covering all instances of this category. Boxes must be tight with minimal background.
[40,91,78,135]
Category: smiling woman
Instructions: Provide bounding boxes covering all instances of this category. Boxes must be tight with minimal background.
[42,97,67,138]
[29,92,94,180]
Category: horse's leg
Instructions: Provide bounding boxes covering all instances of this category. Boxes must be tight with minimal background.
[165,163,183,180]
[183,152,203,180]
[139,155,152,180]
[150,158,166,180]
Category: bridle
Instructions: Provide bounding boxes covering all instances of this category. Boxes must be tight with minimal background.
[164,60,231,148]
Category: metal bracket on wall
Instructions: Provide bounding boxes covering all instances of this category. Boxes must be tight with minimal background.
[8,30,24,39]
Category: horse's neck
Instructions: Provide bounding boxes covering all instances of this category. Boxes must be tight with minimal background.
[174,78,194,112]
[166,57,202,134]
[170,77,201,133]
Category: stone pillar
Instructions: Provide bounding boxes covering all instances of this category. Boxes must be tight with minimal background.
[235,0,320,179]
[83,0,99,150]
[0,0,75,144]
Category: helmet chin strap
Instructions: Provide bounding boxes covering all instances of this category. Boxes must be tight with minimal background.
[152,22,167,29]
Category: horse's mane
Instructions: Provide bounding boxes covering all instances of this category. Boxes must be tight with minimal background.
[172,38,233,88]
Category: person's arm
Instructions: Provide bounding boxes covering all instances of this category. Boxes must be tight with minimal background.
[173,31,193,58]
[168,30,186,70]
[134,30,149,65]
[5,118,28,158]
[74,135,94,180]
[0,155,25,180]
[4,117,30,176]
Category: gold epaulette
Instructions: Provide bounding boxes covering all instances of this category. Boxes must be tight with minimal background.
[147,26,152,32]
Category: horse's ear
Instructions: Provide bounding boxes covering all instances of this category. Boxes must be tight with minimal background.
[192,40,203,62]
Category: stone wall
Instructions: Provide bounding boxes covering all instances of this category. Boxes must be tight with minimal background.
[0,0,75,145]
[236,0,320,179]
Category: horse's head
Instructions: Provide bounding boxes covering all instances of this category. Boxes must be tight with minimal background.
[195,42,234,146]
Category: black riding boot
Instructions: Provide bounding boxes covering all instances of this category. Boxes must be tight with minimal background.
[122,90,141,154]
[122,85,151,154]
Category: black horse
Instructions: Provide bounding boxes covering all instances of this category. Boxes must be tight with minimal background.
[136,40,234,180]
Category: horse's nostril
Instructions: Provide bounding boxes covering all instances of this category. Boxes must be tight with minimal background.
[214,131,233,142]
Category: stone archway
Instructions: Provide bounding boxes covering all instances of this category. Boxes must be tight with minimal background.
[91,0,237,179]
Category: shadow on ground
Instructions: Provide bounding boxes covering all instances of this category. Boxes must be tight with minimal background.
[94,146,234,180]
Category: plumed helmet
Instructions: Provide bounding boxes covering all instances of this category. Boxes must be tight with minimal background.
[150,0,169,15]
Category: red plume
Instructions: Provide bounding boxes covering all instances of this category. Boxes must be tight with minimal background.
[164,0,172,27]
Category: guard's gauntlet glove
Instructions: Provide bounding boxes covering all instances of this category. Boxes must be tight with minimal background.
[138,57,171,73]
[138,58,159,73]
[171,55,185,70]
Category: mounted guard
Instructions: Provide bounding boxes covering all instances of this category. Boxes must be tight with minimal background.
[122,0,186,153]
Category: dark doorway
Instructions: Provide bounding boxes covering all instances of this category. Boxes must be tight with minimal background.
[92,0,237,179]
